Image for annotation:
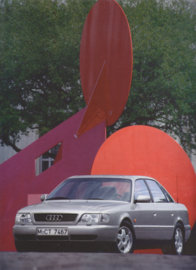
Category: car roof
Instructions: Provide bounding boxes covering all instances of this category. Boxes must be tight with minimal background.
[67,175,156,181]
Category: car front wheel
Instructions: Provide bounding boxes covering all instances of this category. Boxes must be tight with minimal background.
[115,221,135,254]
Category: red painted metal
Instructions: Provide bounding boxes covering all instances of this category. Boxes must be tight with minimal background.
[77,0,133,137]
[27,194,42,206]
[76,62,109,137]
[91,125,196,230]
[0,108,105,251]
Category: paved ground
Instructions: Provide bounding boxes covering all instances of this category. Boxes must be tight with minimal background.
[0,252,196,270]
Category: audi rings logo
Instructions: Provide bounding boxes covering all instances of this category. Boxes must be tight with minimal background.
[46,214,63,221]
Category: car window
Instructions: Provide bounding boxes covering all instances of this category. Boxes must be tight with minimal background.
[54,181,75,198]
[46,178,132,202]
[103,182,131,198]
[159,185,174,202]
[145,180,168,203]
[134,179,151,201]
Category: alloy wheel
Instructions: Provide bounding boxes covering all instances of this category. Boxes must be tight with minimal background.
[174,227,183,255]
[117,226,133,253]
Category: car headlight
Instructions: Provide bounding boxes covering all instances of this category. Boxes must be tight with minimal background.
[100,213,110,223]
[16,213,32,225]
[80,214,99,225]
[79,214,109,225]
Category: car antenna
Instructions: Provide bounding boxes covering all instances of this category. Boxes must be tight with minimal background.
[176,175,178,203]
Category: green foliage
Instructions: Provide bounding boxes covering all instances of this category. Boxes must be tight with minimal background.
[0,0,196,154]
[111,0,196,153]
[0,0,94,149]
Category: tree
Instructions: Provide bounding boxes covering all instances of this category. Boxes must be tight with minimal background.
[0,0,196,154]
[112,0,196,154]
[0,0,94,151]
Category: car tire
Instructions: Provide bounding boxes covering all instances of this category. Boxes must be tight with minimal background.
[171,224,184,255]
[114,221,135,254]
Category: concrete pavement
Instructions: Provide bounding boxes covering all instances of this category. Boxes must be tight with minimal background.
[0,252,196,270]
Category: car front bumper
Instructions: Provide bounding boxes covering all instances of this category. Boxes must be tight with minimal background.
[13,224,118,243]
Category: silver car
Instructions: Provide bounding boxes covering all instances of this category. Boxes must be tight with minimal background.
[13,175,191,254]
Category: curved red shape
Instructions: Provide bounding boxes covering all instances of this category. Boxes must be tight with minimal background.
[92,125,196,229]
[80,0,133,127]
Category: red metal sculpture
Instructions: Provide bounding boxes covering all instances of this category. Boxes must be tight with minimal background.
[76,0,133,137]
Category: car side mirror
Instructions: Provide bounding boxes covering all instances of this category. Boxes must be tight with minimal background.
[134,195,151,203]
[40,194,47,202]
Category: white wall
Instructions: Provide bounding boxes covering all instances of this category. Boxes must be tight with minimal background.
[0,131,39,165]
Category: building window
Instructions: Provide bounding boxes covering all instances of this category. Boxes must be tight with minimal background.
[36,143,61,176]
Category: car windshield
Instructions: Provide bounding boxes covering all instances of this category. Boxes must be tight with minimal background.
[46,178,132,202]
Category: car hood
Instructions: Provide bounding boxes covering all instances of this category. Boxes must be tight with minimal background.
[18,200,128,214]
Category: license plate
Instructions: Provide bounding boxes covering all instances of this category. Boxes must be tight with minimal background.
[36,228,68,236]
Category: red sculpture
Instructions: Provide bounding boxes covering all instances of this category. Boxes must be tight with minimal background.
[76,0,133,137]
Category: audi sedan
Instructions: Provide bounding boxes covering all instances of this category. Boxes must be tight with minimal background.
[13,175,191,254]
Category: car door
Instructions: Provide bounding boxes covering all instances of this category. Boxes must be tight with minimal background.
[145,179,175,240]
[132,179,156,240]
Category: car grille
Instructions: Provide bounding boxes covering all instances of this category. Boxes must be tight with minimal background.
[70,235,97,241]
[34,213,78,222]
[37,236,69,241]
